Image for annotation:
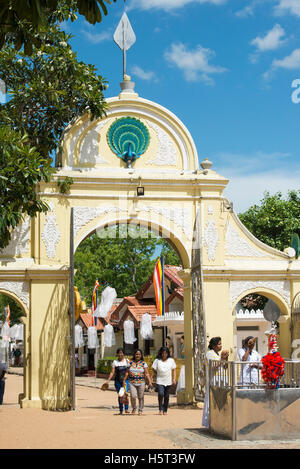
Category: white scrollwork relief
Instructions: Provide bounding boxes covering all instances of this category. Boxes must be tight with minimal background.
[204,220,219,261]
[139,205,192,239]
[145,120,177,166]
[0,217,30,257]
[79,121,108,165]
[74,205,192,239]
[0,281,29,309]
[230,280,290,307]
[42,207,61,259]
[226,223,265,257]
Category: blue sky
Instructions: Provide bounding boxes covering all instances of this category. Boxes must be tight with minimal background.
[63,0,300,213]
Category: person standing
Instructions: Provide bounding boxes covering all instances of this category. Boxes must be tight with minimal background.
[165,336,174,358]
[105,348,130,415]
[151,347,176,415]
[238,336,261,387]
[0,362,7,405]
[179,336,185,359]
[123,349,152,416]
[202,337,229,429]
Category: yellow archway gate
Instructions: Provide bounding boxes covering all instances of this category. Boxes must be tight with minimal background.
[1,81,300,410]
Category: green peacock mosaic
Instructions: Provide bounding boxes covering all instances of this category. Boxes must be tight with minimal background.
[107,117,150,168]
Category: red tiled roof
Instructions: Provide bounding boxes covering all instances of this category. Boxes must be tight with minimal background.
[118,305,157,329]
[110,296,154,322]
[79,313,105,331]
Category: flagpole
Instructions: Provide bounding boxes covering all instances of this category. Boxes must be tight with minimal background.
[162,256,166,348]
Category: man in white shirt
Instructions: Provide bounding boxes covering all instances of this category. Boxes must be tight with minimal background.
[238,336,262,387]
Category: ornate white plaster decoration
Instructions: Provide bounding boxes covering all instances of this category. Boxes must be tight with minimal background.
[208,206,213,215]
[204,220,219,261]
[230,280,290,307]
[226,222,265,258]
[74,206,126,236]
[145,120,177,166]
[79,121,108,165]
[0,217,30,256]
[74,205,192,239]
[139,205,192,239]
[0,281,29,309]
[66,119,91,167]
[41,207,61,259]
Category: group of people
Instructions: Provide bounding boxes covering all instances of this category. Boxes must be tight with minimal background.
[105,346,177,416]
[202,335,262,428]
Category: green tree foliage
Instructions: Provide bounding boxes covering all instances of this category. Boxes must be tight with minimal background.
[0,294,24,325]
[0,0,118,55]
[74,224,181,304]
[238,190,300,252]
[0,21,108,248]
[0,127,53,248]
[0,25,108,159]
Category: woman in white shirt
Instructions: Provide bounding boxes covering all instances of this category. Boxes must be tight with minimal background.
[238,336,261,387]
[202,337,229,429]
[151,347,176,415]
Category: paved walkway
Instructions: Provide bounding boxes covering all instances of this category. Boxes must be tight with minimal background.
[4,368,300,449]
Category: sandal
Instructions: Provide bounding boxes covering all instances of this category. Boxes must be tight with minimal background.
[131,409,136,414]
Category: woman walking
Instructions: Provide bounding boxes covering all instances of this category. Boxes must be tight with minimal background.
[151,346,176,415]
[202,337,229,428]
[123,349,152,416]
[105,348,130,415]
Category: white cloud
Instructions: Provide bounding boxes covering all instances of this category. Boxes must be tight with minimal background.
[236,0,259,18]
[250,24,286,52]
[223,169,300,213]
[214,151,299,212]
[275,0,300,18]
[128,0,227,11]
[81,28,111,44]
[264,48,300,80]
[131,65,158,82]
[164,42,227,84]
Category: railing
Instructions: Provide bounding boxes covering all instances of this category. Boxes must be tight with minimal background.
[209,360,300,389]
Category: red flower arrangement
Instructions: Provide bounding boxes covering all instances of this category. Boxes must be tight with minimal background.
[261,333,285,389]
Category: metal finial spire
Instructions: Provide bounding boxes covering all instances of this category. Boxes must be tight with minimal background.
[113,8,136,80]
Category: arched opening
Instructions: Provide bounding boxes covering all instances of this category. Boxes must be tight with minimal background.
[232,289,290,358]
[73,220,188,385]
[0,291,27,406]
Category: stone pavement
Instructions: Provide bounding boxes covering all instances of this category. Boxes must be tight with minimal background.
[6,367,300,449]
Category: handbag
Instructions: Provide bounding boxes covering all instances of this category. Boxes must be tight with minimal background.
[119,392,129,405]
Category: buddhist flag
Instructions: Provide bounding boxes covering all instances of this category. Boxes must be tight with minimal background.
[91,280,100,326]
[6,305,10,325]
[153,256,165,316]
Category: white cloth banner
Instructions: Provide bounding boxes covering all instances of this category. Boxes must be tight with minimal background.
[123,319,137,345]
[0,322,10,345]
[9,324,19,340]
[94,286,117,318]
[15,324,24,341]
[103,324,116,348]
[140,313,154,340]
[75,324,84,348]
[88,326,99,349]
[176,365,185,394]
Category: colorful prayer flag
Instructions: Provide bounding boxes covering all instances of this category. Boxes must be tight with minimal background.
[6,305,10,325]
[91,280,100,326]
[153,256,165,316]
